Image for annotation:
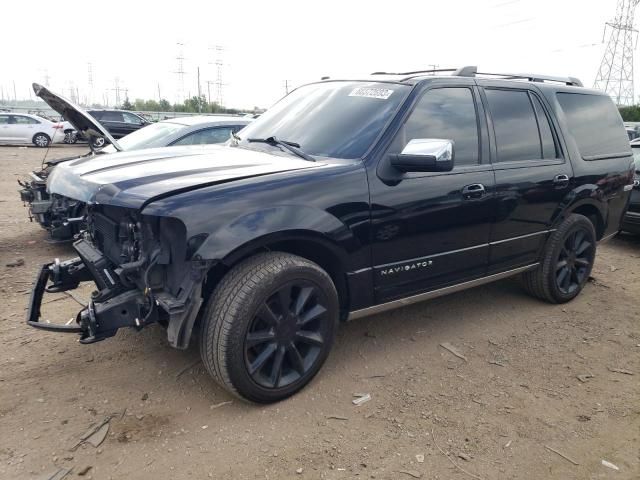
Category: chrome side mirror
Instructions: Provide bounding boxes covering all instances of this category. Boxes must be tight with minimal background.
[389,138,455,173]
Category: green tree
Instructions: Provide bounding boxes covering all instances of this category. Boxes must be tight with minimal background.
[619,105,640,122]
[183,95,207,113]
[121,97,134,110]
[159,99,171,111]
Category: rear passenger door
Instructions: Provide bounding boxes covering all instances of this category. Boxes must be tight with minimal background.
[98,111,125,137]
[479,83,572,273]
[10,115,40,142]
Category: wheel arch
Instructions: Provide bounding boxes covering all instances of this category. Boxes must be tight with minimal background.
[554,188,607,240]
[202,230,351,319]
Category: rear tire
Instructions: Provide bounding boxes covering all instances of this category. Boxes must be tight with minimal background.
[521,214,596,303]
[33,133,50,148]
[200,252,339,403]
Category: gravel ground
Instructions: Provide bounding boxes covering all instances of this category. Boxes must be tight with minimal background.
[0,145,638,480]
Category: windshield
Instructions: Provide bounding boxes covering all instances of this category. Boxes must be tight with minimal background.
[237,81,409,159]
[101,121,185,153]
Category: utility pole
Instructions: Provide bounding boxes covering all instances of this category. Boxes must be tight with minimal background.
[13,81,17,102]
[197,67,202,113]
[158,83,162,103]
[594,0,640,105]
[87,63,94,105]
[284,80,290,95]
[206,80,214,109]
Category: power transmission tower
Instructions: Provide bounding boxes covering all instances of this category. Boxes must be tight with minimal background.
[593,0,640,105]
[111,77,125,107]
[175,42,186,104]
[208,45,225,107]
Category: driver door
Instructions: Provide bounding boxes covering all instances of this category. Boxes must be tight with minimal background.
[368,83,496,302]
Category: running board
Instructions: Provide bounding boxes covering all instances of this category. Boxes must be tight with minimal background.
[347,263,539,321]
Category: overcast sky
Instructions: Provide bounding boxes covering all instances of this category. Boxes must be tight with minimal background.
[0,0,618,110]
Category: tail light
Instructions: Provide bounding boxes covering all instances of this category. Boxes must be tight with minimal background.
[53,124,64,129]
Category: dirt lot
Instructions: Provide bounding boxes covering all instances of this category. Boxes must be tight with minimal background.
[0,145,638,480]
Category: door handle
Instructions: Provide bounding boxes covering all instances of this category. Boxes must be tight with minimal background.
[553,174,570,187]
[462,183,486,199]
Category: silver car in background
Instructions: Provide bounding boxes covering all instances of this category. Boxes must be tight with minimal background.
[99,115,251,153]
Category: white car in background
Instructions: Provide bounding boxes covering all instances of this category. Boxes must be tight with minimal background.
[0,113,66,147]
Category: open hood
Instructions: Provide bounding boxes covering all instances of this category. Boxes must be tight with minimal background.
[47,145,322,209]
[32,83,123,152]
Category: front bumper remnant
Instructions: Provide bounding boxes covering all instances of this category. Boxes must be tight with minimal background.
[26,241,153,344]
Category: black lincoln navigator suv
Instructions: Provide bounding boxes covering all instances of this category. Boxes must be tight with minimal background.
[27,68,635,403]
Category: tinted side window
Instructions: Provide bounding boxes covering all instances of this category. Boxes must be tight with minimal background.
[173,127,234,145]
[556,93,631,160]
[531,95,559,159]
[122,112,143,125]
[101,111,124,122]
[395,87,480,166]
[0,115,10,124]
[485,89,540,162]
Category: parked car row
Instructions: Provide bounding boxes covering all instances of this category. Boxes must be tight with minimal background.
[18,68,637,403]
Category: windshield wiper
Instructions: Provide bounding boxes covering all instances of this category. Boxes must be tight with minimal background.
[247,136,315,162]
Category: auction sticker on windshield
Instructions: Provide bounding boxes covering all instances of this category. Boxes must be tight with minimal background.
[349,87,394,100]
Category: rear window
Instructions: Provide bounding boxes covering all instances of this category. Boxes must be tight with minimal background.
[556,93,630,160]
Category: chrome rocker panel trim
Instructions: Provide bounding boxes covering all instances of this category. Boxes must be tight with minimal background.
[348,263,539,320]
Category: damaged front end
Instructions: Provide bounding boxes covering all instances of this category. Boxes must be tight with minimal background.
[18,163,86,242]
[27,206,209,347]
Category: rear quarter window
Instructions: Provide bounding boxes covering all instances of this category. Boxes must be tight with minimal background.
[556,93,630,160]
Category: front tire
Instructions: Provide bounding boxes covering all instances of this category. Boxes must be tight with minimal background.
[91,137,106,148]
[33,133,50,148]
[200,252,339,403]
[522,214,596,303]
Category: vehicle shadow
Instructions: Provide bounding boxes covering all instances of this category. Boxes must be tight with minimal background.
[612,231,640,248]
[106,275,541,404]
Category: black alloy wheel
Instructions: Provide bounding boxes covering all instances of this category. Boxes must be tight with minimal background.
[521,213,597,304]
[244,280,329,389]
[555,228,594,295]
[200,252,339,403]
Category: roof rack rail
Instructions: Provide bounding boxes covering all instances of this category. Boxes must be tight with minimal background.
[372,66,583,87]
[456,65,583,87]
[371,68,457,76]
